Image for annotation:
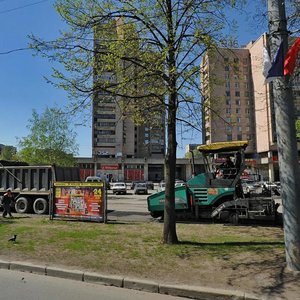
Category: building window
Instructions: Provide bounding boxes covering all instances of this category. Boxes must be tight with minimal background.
[96,130,116,135]
[98,122,115,127]
[237,126,242,132]
[95,114,116,119]
[227,134,232,141]
[97,90,111,96]
[97,137,116,143]
[225,91,231,97]
[226,125,232,132]
[235,91,240,97]
[226,99,231,105]
[237,134,242,140]
[237,117,241,123]
[225,65,229,71]
[226,82,230,88]
[236,99,241,106]
[98,106,115,112]
[236,108,241,114]
[226,108,231,114]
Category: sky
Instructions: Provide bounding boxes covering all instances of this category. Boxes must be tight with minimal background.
[0,0,264,158]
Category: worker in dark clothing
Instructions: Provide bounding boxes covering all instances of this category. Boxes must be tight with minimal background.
[2,189,14,218]
[235,152,242,173]
[219,156,235,179]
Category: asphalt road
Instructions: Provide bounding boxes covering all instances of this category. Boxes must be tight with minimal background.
[0,269,188,300]
[105,186,283,223]
[106,188,155,222]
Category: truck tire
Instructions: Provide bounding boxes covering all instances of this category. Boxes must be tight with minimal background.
[33,198,49,215]
[15,197,32,214]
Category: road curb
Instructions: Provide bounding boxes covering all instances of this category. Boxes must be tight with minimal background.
[0,260,260,300]
[10,261,46,275]
[83,272,124,287]
[46,266,84,281]
[123,277,159,293]
[159,284,259,299]
[0,259,10,270]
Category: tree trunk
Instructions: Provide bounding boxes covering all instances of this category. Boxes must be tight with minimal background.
[162,0,178,244]
[163,99,178,244]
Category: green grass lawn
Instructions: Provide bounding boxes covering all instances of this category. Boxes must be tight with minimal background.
[0,215,285,288]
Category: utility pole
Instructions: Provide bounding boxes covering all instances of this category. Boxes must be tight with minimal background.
[267,0,300,270]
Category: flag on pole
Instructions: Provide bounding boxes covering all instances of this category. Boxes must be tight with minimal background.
[265,42,284,82]
[284,38,300,76]
[262,47,272,78]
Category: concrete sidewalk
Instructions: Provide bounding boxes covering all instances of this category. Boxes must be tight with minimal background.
[0,259,259,300]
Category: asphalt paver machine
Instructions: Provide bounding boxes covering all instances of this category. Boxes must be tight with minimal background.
[147,141,279,224]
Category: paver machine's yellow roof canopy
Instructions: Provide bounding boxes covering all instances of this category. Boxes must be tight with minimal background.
[197,141,248,154]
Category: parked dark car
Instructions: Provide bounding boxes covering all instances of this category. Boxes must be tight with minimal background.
[130,181,141,189]
[133,182,148,195]
[146,181,154,190]
[131,180,150,189]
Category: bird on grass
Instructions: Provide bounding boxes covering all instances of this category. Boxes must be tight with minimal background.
[8,235,17,242]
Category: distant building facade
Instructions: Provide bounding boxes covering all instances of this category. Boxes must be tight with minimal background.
[92,18,165,162]
[201,33,300,181]
[77,156,199,183]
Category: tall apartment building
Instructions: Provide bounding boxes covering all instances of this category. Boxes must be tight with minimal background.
[93,19,165,160]
[201,33,300,180]
[200,47,256,154]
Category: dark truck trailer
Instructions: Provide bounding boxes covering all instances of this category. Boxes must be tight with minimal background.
[0,164,80,214]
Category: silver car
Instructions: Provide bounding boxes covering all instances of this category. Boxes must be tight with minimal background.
[241,181,256,195]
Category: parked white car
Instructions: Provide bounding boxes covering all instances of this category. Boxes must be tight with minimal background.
[175,180,186,188]
[85,176,101,182]
[261,181,278,189]
[158,181,165,192]
[242,182,256,195]
[111,182,127,195]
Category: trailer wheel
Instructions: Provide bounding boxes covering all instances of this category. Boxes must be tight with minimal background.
[229,212,239,225]
[33,198,48,215]
[15,197,32,214]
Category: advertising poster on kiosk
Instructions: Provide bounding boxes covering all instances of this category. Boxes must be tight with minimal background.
[52,182,106,222]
